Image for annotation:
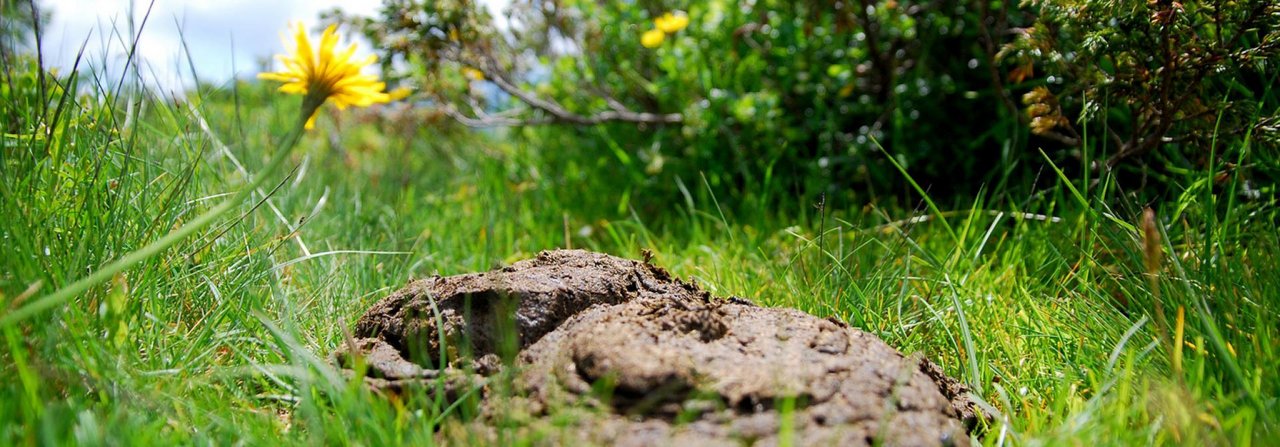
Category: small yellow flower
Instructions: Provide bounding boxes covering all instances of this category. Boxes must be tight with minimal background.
[258,22,393,129]
[654,12,689,34]
[462,67,485,81]
[641,28,666,48]
[387,87,413,101]
[838,84,854,98]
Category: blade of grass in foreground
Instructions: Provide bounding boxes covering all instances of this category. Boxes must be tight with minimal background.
[0,113,307,328]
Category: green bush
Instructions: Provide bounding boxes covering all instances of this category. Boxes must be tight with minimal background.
[342,0,1278,213]
[1003,0,1279,193]
[339,1,1019,210]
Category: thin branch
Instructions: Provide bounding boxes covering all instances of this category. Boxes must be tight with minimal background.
[468,57,682,126]
[442,103,552,127]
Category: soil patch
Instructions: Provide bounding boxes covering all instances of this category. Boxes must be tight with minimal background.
[336,250,983,445]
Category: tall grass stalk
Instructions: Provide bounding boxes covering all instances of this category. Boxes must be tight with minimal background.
[1,98,315,328]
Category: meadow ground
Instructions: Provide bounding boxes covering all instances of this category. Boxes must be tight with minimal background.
[1,57,1277,445]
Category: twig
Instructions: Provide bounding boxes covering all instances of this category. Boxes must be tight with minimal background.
[465,57,682,126]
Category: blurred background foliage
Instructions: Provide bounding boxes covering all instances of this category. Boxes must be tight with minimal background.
[329,0,1279,216]
[1,0,45,53]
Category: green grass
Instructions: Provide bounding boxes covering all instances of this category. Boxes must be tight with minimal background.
[2,45,1278,446]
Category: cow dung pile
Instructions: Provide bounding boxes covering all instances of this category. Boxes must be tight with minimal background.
[334,250,983,446]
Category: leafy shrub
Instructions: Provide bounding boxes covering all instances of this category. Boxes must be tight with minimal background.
[336,0,1019,211]
[340,0,1278,212]
[999,0,1279,192]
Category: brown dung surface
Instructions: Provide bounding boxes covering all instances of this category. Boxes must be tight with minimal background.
[336,249,982,446]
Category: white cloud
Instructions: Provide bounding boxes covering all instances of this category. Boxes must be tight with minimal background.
[40,0,382,94]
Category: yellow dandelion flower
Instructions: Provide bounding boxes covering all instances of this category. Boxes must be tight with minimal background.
[258,22,393,129]
[654,12,689,33]
[641,28,666,48]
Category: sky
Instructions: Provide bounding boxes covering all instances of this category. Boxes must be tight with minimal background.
[39,0,503,94]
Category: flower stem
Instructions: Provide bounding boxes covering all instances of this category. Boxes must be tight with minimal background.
[0,98,321,328]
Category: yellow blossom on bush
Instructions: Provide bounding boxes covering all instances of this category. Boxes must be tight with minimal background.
[258,22,393,129]
[388,87,413,101]
[641,11,689,49]
[641,28,665,48]
[654,12,689,33]
[838,84,854,98]
[462,67,485,81]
